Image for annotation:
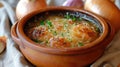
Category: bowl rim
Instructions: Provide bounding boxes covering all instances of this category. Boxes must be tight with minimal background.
[16,6,109,54]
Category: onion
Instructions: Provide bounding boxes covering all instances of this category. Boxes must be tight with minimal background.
[84,0,120,32]
[0,36,6,54]
[0,2,3,8]
[110,0,115,2]
[16,0,47,20]
[62,0,84,9]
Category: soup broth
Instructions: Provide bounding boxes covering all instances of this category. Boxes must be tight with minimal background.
[24,11,100,48]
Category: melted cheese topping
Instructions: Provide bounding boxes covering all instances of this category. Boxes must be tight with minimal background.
[24,15,100,48]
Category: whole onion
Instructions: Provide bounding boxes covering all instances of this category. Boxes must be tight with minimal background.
[16,0,47,20]
[62,0,84,9]
[84,0,120,32]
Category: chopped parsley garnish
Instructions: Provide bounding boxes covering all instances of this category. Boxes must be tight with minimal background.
[46,20,52,27]
[53,31,57,36]
[45,40,48,43]
[78,18,83,21]
[71,16,76,21]
[67,37,72,42]
[95,27,100,32]
[40,20,45,25]
[78,42,84,47]
[33,39,43,43]
[61,33,64,37]
[64,13,78,21]
[64,23,68,30]
[64,13,71,19]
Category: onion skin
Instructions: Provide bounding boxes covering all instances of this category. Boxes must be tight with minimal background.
[63,0,84,9]
[84,0,120,33]
[0,36,6,54]
[16,0,47,20]
[110,0,115,2]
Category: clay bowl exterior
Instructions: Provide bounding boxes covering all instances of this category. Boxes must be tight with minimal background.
[11,7,115,67]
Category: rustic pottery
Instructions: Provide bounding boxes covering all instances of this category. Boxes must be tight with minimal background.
[11,7,115,67]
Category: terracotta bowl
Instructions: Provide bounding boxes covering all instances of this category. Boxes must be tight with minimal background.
[11,7,115,67]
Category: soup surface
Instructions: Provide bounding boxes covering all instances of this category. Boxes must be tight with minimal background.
[24,12,100,48]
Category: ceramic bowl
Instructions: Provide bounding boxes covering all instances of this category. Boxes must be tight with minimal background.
[11,7,115,67]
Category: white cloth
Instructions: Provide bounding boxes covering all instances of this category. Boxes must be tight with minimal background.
[115,0,120,9]
[0,0,120,67]
[0,1,34,67]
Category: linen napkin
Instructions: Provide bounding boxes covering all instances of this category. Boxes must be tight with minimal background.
[0,0,120,67]
[0,0,34,67]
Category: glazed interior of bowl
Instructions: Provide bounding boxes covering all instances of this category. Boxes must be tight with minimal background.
[17,7,108,54]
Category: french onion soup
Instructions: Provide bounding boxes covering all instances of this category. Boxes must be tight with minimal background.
[24,10,101,48]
